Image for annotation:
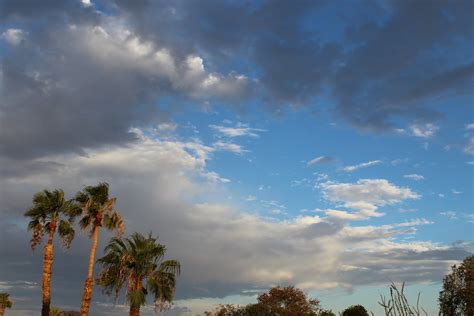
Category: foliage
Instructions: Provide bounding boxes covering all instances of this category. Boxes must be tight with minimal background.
[49,306,61,316]
[0,292,13,309]
[378,282,427,316]
[204,286,328,316]
[252,285,322,316]
[24,189,80,249]
[96,232,180,311]
[341,304,369,316]
[75,182,124,236]
[438,255,474,315]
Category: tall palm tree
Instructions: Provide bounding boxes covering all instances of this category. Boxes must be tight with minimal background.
[24,189,80,316]
[97,232,181,316]
[0,293,13,316]
[75,183,124,316]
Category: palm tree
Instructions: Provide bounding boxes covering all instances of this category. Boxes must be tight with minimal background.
[0,293,13,316]
[24,189,80,316]
[75,183,124,316]
[97,232,181,316]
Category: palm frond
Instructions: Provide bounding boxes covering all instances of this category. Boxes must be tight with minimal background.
[58,219,75,248]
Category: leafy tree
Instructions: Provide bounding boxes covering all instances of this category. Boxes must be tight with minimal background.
[97,232,180,316]
[319,309,336,316]
[204,287,330,316]
[0,293,13,316]
[24,189,80,316]
[342,304,369,316]
[439,255,474,316]
[75,183,124,316]
[253,286,321,316]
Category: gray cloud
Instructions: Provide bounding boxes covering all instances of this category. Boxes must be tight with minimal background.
[1,0,473,161]
[0,133,470,315]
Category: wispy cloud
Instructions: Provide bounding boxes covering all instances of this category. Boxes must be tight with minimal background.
[466,123,474,130]
[342,160,382,172]
[307,156,334,166]
[409,123,439,138]
[209,123,266,138]
[440,211,458,220]
[404,174,425,181]
[213,141,248,154]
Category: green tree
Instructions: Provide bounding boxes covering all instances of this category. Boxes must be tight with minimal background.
[24,189,80,316]
[75,182,124,316]
[342,305,369,316]
[439,255,474,316]
[97,232,180,316]
[0,293,13,316]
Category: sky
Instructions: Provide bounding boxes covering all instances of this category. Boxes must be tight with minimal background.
[0,0,473,315]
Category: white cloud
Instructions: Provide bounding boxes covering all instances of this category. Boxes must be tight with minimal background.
[307,156,334,166]
[321,179,420,217]
[440,211,458,220]
[245,195,257,202]
[409,123,439,138]
[81,0,93,7]
[342,160,382,172]
[464,137,474,155]
[209,123,266,138]
[466,123,474,130]
[452,189,463,195]
[403,174,425,181]
[2,28,26,45]
[213,141,248,154]
[73,24,250,100]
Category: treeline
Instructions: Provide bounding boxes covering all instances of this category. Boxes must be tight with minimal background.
[202,256,473,316]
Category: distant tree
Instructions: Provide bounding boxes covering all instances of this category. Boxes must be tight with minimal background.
[439,255,474,315]
[342,304,369,316]
[24,189,80,316]
[204,286,327,316]
[319,309,336,316]
[253,286,321,316]
[97,232,180,316]
[75,182,124,316]
[0,293,13,316]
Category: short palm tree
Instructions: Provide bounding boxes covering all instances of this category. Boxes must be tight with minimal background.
[24,189,80,316]
[75,183,124,316]
[97,232,181,316]
[0,293,13,316]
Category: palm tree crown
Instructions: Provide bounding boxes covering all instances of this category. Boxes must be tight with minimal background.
[0,292,13,309]
[76,182,123,235]
[97,232,181,315]
[24,189,80,250]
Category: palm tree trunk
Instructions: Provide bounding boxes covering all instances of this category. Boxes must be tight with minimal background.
[80,225,100,316]
[0,306,4,316]
[129,305,140,316]
[129,277,142,316]
[42,218,56,316]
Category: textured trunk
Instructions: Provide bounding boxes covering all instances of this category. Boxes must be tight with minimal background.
[129,305,140,316]
[80,225,100,316]
[0,306,4,316]
[129,277,142,316]
[42,218,56,316]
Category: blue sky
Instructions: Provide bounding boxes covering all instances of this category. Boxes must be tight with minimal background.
[0,0,473,315]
